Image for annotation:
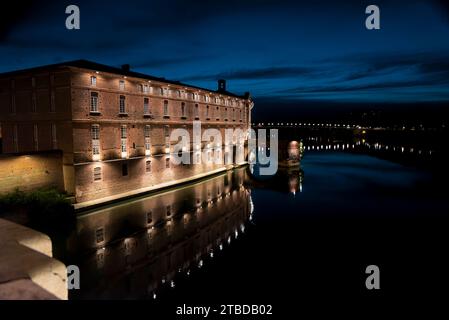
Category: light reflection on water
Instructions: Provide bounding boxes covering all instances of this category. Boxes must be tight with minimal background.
[59,143,448,300]
[67,168,252,300]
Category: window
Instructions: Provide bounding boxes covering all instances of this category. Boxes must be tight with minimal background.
[177,90,181,98]
[95,228,104,244]
[159,87,164,95]
[50,91,55,112]
[92,124,100,140]
[233,108,236,121]
[91,125,100,159]
[225,108,228,120]
[194,104,199,119]
[119,80,125,90]
[121,125,127,157]
[12,125,18,152]
[51,124,57,149]
[33,124,38,151]
[91,76,97,86]
[216,107,220,120]
[163,100,169,116]
[181,102,186,117]
[165,157,170,168]
[240,110,242,121]
[206,105,210,118]
[90,92,99,112]
[144,125,151,156]
[94,167,102,181]
[166,205,171,217]
[119,95,126,113]
[31,93,37,113]
[147,211,153,224]
[122,163,128,176]
[163,88,168,96]
[146,160,152,173]
[164,126,170,152]
[144,98,150,115]
[142,84,149,93]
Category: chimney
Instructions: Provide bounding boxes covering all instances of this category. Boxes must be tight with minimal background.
[121,64,130,72]
[218,79,226,92]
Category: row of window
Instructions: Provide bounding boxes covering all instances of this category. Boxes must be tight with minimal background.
[91,123,243,163]
[90,92,245,121]
[92,149,230,181]
[11,123,57,152]
[90,76,244,106]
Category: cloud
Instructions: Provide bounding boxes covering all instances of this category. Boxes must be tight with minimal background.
[181,66,316,81]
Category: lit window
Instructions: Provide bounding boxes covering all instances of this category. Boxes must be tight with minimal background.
[164,126,170,152]
[119,80,125,90]
[94,167,102,181]
[144,98,150,115]
[144,125,151,156]
[91,76,97,86]
[121,125,127,158]
[119,95,126,113]
[90,92,99,112]
[92,124,100,159]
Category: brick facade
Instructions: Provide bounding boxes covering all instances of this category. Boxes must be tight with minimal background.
[0,60,253,204]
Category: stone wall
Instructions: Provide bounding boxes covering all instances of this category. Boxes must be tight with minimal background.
[0,151,64,194]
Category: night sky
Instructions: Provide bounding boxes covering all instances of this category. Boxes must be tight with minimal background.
[1,0,449,120]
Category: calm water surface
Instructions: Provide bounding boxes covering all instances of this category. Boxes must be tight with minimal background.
[53,150,449,304]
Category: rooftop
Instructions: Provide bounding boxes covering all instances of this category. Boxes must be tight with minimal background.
[0,59,249,99]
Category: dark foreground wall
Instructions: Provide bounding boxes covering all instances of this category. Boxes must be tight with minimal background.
[0,151,64,194]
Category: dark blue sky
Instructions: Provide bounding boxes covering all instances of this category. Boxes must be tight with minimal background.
[1,0,449,119]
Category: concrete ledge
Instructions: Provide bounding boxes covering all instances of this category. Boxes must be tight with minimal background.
[0,219,67,300]
[0,219,52,257]
[74,163,247,211]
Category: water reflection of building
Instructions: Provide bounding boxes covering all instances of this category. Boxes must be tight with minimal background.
[66,167,251,299]
[248,165,304,196]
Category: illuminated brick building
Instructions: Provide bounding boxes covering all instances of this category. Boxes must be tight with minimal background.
[0,60,253,206]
